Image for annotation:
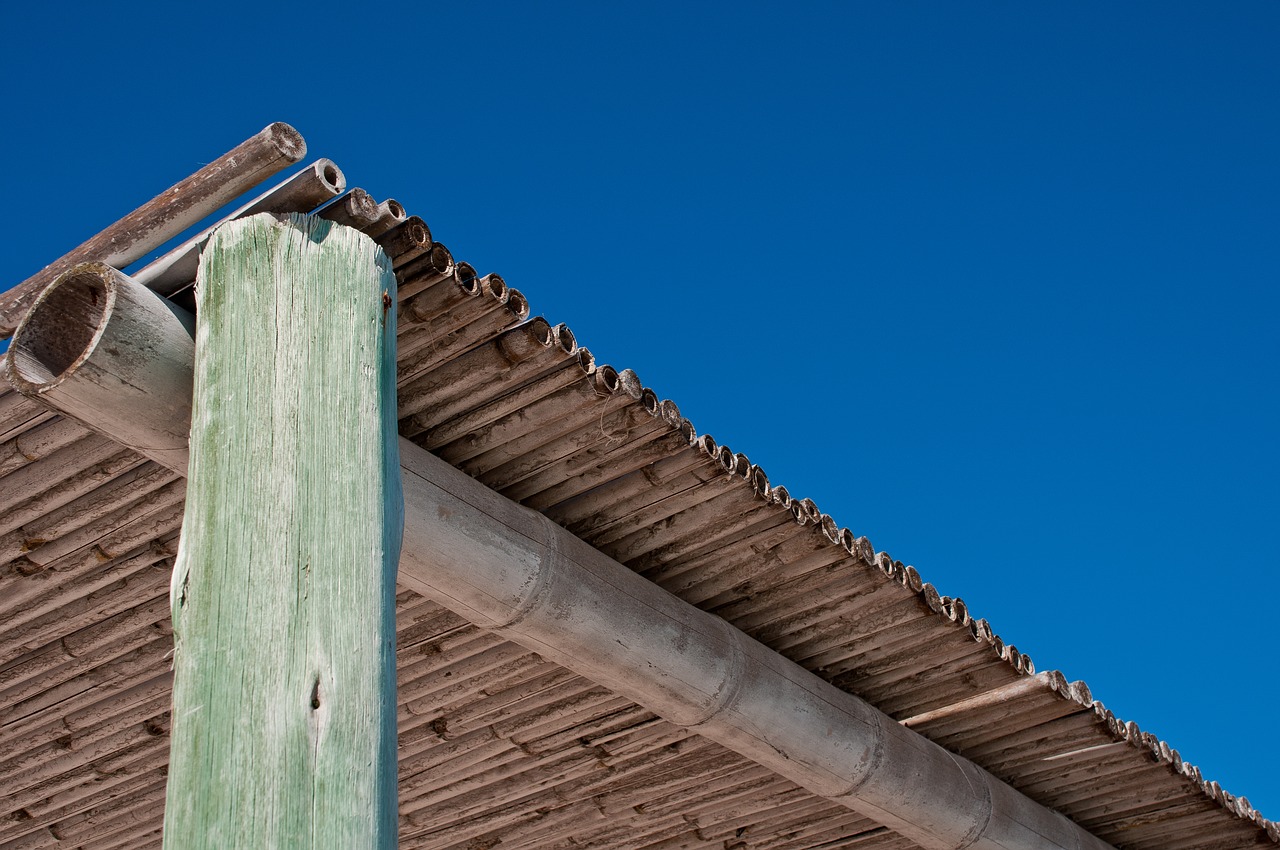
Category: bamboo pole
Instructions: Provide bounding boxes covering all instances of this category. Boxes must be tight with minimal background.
[376,216,433,268]
[6,250,1136,850]
[161,213,400,848]
[5,262,195,475]
[366,198,408,239]
[318,187,381,229]
[132,158,346,295]
[0,123,305,337]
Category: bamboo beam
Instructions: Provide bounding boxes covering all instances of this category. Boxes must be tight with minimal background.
[0,123,305,337]
[5,263,195,475]
[5,263,1118,850]
[161,213,400,848]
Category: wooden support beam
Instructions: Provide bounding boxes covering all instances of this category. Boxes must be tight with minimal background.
[160,213,400,848]
[6,259,1118,850]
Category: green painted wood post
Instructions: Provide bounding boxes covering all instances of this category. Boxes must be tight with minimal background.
[163,212,401,848]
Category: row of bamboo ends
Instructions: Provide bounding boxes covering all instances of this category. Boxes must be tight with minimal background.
[0,122,1273,842]
[240,173,1280,837]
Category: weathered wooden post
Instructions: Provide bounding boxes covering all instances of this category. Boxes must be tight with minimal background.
[162,213,401,848]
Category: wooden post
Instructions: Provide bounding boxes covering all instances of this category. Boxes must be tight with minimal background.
[162,213,401,848]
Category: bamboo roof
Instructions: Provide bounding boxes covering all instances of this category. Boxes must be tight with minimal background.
[0,135,1275,849]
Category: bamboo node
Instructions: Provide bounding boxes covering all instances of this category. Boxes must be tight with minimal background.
[15,558,44,576]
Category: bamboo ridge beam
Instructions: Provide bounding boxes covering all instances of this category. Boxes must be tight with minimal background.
[0,122,305,338]
[5,268,1113,850]
[161,213,400,847]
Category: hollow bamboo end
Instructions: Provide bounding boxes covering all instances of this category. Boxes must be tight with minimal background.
[506,289,530,321]
[6,262,118,394]
[316,159,346,194]
[481,273,508,302]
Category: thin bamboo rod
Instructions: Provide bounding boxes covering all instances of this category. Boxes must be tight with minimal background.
[18,478,184,568]
[418,357,601,455]
[0,596,169,711]
[395,291,534,388]
[3,635,171,736]
[377,216,433,268]
[539,447,716,529]
[0,388,49,439]
[0,123,305,337]
[366,198,408,239]
[132,158,346,295]
[397,243,456,298]
[0,461,175,565]
[0,435,121,519]
[520,428,699,512]
[434,369,617,468]
[317,186,381,229]
[0,671,172,763]
[0,419,92,477]
[397,319,556,421]
[0,506,183,621]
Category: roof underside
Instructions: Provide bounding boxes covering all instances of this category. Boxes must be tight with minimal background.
[0,178,1274,850]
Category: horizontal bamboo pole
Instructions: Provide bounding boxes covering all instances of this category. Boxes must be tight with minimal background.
[132,158,346,295]
[395,292,533,388]
[0,418,91,477]
[0,433,121,521]
[5,259,1134,850]
[366,198,408,239]
[5,263,195,475]
[0,503,183,621]
[377,216,433,268]
[0,388,50,439]
[0,122,305,337]
[315,186,378,229]
[397,244,456,298]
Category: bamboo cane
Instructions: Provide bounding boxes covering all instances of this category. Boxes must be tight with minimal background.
[132,158,346,295]
[318,187,381,230]
[366,198,408,239]
[0,123,305,337]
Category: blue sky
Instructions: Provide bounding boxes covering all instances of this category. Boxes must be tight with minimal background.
[3,1,1276,820]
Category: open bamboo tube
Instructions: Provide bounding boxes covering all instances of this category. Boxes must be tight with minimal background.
[4,263,1116,850]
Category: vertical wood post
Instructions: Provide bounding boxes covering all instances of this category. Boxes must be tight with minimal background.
[163,212,401,848]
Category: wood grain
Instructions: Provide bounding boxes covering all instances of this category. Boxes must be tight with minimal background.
[162,213,401,848]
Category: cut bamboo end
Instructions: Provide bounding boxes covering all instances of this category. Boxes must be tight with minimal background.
[377,216,433,265]
[263,121,306,160]
[5,263,194,475]
[7,268,112,392]
[507,290,530,321]
[480,274,507,302]
[319,188,380,229]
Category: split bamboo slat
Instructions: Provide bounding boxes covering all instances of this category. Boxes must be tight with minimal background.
[1,123,1275,850]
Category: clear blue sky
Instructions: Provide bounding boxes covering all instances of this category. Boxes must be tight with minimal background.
[3,1,1276,820]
